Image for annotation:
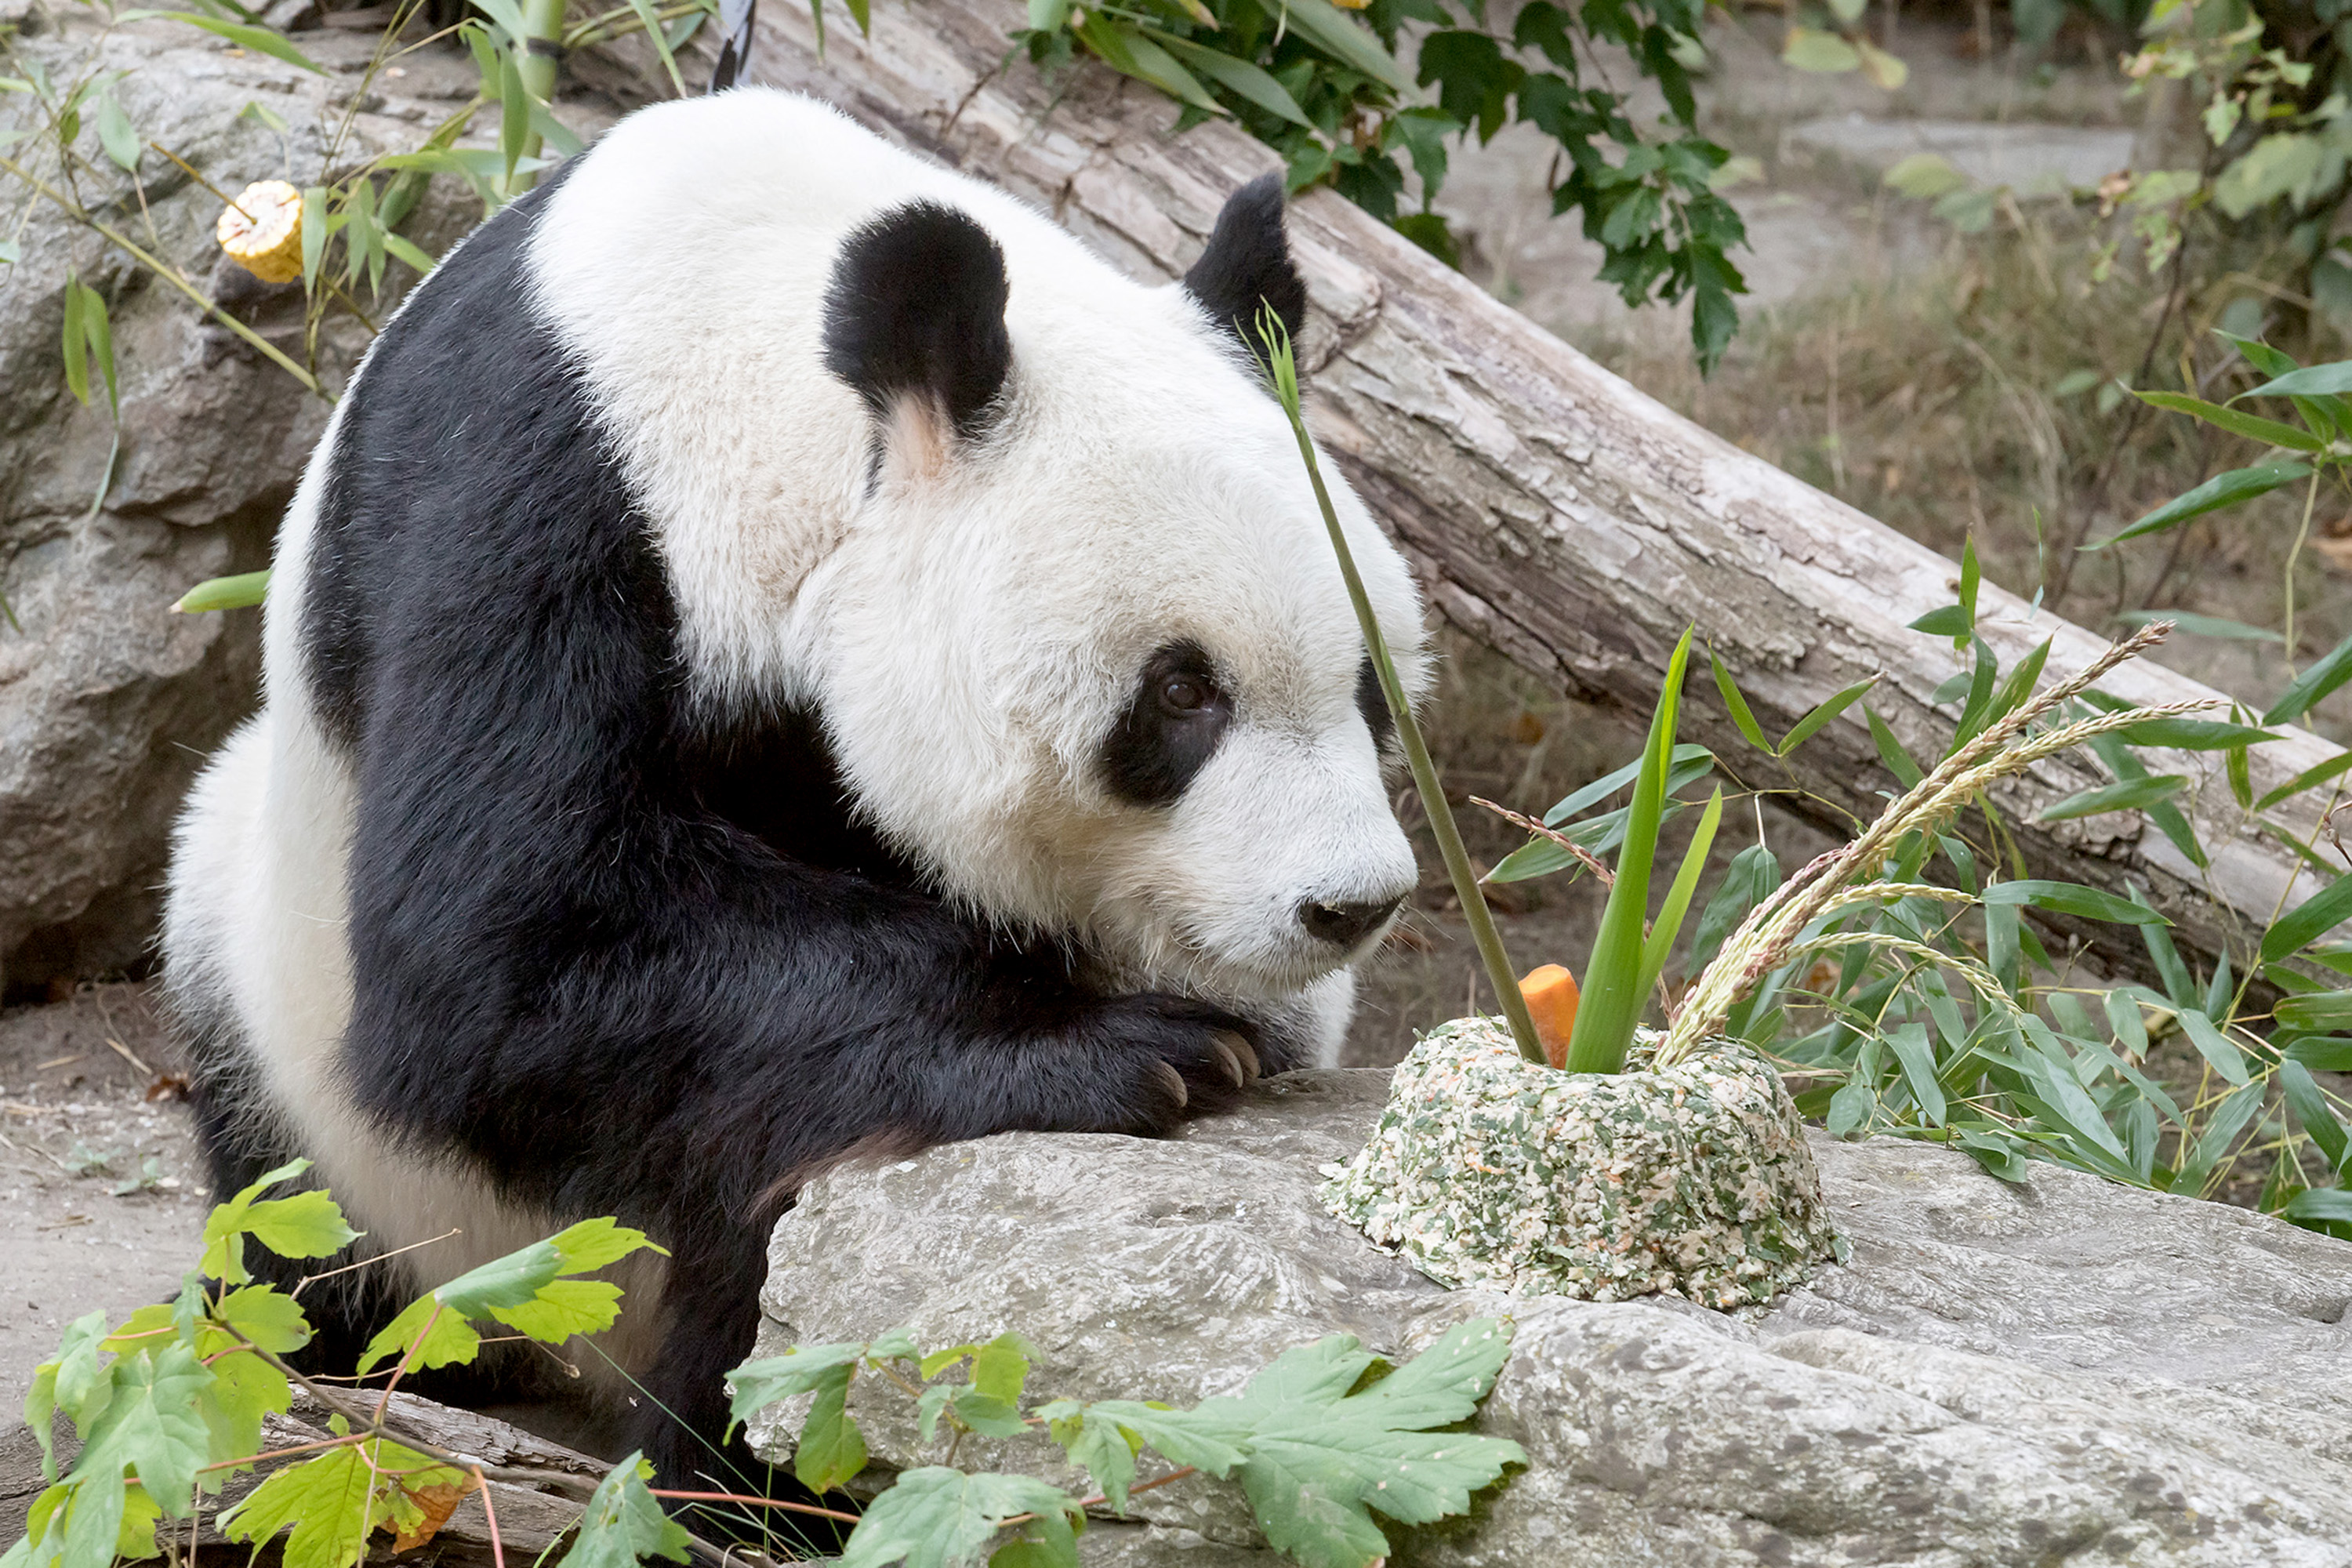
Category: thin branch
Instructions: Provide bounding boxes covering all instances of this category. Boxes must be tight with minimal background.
[295,1229,462,1298]
[649,1490,862,1523]
[996,1465,1200,1529]
[376,1302,441,1421]
[1470,796,1616,885]
[0,152,326,397]
[474,1466,505,1568]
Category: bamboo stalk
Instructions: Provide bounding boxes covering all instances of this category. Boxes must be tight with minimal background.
[1258,317,1545,1066]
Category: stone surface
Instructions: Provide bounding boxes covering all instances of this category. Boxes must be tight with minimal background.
[752,1069,2352,1566]
[0,9,633,994]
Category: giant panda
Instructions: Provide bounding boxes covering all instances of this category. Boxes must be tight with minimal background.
[161,89,1428,1488]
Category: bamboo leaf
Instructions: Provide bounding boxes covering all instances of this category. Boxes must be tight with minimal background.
[2175,1080,2266,1195]
[2099,714,2278,750]
[1864,706,1922,787]
[383,232,436,275]
[1565,626,1695,1073]
[2037,774,2186,822]
[1908,604,1970,637]
[2263,872,2352,962]
[2112,608,2281,643]
[1951,636,1998,752]
[299,184,328,290]
[1980,637,2052,737]
[626,0,688,93]
[1271,0,1410,89]
[2280,1060,2350,1174]
[1076,16,1223,114]
[2089,462,2310,549]
[1882,1022,1947,1125]
[2256,747,2352,810]
[499,54,528,183]
[2277,989,2352,1033]
[93,85,139,172]
[1708,644,1770,752]
[1982,880,2171,924]
[1777,675,1877,756]
[1639,786,1722,990]
[59,276,89,405]
[122,11,325,71]
[2263,629,2352,724]
[2238,359,2352,400]
[2132,389,2325,451]
[1147,31,1312,125]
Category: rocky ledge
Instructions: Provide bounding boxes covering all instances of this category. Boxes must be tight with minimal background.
[750,1068,2352,1566]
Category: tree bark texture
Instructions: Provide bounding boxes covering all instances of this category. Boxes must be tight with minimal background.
[730,0,2345,972]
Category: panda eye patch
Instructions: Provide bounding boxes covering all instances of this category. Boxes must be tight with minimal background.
[1102,641,1232,807]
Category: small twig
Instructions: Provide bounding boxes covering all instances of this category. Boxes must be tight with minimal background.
[102,1036,154,1078]
[649,1490,862,1523]
[294,1228,461,1298]
[249,1343,600,1499]
[475,1466,505,1568]
[147,140,250,219]
[996,1465,1200,1529]
[199,1432,362,1473]
[376,1302,442,1422]
[1470,797,1615,886]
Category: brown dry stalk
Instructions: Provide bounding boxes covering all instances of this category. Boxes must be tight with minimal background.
[1470,797,1616,885]
[1658,624,2198,1062]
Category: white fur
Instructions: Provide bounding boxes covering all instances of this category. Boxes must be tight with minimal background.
[529,92,1428,1002]
[165,91,1426,1364]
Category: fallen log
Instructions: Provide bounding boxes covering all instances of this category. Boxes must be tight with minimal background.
[724,2,2344,973]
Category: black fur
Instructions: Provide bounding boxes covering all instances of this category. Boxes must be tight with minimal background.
[1098,641,1232,808]
[822,201,1011,440]
[1182,174,1308,356]
[260,183,1261,1489]
[1355,655,1394,753]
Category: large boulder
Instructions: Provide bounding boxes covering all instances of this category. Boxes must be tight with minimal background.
[0,5,635,993]
[750,1069,2352,1566]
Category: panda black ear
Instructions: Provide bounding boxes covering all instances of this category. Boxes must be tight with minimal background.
[1182,173,1308,359]
[822,201,1012,445]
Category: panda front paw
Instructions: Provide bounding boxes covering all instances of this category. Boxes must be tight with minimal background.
[1085,993,1262,1133]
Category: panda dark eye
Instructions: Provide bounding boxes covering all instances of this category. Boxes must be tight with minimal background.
[1101,640,1232,807]
[1160,674,1213,715]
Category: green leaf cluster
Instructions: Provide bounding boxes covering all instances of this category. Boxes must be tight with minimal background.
[731,1317,1522,1568]
[356,1216,666,1377]
[1480,521,2352,1229]
[3,1158,676,1568]
[1002,0,1744,369]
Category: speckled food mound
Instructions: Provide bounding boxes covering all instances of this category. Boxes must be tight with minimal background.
[1322,1018,1838,1307]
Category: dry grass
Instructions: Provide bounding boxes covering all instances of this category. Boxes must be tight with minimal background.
[1581,208,2352,740]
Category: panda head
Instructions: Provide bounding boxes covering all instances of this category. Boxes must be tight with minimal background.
[809,176,1426,1005]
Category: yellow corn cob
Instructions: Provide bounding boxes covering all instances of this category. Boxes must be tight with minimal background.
[216,180,304,285]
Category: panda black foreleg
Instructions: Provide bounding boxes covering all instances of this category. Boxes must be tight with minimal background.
[344,844,1259,1479]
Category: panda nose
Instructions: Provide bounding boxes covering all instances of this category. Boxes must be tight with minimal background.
[1298,894,1406,950]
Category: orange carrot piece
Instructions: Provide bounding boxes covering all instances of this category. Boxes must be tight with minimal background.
[1519,964,1579,1069]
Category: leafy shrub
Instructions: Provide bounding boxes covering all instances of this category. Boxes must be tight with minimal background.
[3,1158,1523,1568]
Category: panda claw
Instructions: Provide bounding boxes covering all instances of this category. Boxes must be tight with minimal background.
[1216,1029,1261,1082]
[1207,1037,1246,1088]
[1156,1060,1189,1109]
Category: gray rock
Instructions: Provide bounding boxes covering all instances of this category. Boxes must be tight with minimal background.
[753,1069,2352,1566]
[0,11,625,991]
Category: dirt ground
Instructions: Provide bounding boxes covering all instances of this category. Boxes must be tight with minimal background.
[0,983,206,1419]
